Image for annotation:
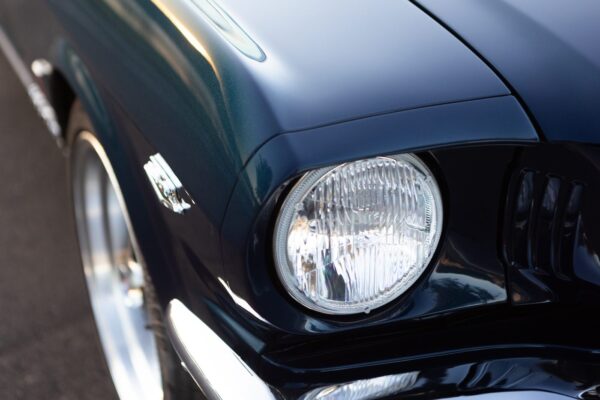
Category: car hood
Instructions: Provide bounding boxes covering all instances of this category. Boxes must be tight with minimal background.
[152,0,510,137]
[415,0,600,144]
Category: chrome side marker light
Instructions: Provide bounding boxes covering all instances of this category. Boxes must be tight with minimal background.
[144,153,192,214]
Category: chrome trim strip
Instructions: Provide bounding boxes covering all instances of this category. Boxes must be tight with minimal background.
[0,26,63,145]
[143,153,193,214]
[166,300,278,400]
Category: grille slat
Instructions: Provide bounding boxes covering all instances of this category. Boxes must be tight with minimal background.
[534,176,561,274]
[556,183,584,278]
[510,171,535,269]
[506,171,583,278]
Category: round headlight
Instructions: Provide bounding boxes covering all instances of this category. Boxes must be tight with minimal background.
[273,154,443,315]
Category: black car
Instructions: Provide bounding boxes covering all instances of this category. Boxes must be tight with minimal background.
[1,1,600,399]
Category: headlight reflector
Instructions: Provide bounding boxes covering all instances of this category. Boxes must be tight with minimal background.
[273,154,443,315]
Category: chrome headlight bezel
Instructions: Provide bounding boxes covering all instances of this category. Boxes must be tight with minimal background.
[273,153,443,315]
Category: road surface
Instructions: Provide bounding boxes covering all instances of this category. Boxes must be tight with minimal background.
[0,49,117,399]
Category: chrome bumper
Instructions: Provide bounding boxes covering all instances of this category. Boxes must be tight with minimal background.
[166,300,278,400]
[166,300,575,400]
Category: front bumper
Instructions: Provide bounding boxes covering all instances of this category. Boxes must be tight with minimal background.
[167,300,277,400]
[166,300,597,400]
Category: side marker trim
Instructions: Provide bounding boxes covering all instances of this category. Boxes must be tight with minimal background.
[144,153,193,214]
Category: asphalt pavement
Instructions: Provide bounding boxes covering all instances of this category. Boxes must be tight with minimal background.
[0,50,117,399]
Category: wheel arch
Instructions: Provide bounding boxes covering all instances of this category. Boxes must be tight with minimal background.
[46,39,113,148]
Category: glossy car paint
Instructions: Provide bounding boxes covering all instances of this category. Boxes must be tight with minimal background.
[415,0,600,143]
[1,0,600,398]
[148,0,510,133]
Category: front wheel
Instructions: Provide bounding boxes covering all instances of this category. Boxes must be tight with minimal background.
[68,101,200,400]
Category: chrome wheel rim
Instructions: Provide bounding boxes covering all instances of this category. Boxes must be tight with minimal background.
[72,131,163,400]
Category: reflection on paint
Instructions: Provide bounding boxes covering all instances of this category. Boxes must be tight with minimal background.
[151,0,265,62]
[218,277,270,324]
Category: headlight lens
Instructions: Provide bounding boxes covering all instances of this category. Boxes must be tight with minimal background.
[273,154,443,315]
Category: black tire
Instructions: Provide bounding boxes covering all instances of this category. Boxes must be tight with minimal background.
[67,100,203,400]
